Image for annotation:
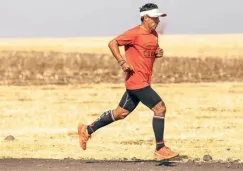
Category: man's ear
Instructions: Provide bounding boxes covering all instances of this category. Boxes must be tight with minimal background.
[143,15,149,22]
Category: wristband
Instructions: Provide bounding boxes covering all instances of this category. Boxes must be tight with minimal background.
[118,60,126,66]
[119,61,126,66]
[118,59,125,63]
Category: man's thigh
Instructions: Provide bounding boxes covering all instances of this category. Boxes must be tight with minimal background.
[128,86,163,109]
[118,91,140,112]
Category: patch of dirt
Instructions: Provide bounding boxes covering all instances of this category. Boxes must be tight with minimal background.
[0,159,242,171]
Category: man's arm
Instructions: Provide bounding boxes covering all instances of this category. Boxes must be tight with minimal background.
[108,39,133,73]
[108,39,124,63]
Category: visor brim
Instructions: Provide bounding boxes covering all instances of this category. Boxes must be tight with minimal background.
[148,13,167,17]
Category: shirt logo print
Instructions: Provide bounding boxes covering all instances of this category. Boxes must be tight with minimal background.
[142,42,157,58]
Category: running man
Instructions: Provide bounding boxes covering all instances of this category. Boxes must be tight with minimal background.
[78,3,179,160]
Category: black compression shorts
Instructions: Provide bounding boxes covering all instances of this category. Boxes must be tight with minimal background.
[119,86,163,112]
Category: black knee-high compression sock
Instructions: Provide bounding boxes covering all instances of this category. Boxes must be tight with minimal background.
[87,110,115,134]
[153,114,165,150]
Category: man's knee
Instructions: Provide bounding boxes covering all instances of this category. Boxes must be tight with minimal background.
[113,107,131,120]
[152,101,166,115]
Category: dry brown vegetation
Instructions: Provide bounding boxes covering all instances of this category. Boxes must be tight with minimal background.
[0,51,242,85]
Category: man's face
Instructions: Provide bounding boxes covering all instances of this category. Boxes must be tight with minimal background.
[145,15,160,30]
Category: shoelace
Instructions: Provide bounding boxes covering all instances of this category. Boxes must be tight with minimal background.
[164,146,174,153]
[82,132,91,143]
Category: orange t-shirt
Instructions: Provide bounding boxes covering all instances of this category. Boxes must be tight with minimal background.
[115,25,159,90]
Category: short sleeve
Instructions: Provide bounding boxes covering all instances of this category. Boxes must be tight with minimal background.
[152,30,158,38]
[115,28,137,46]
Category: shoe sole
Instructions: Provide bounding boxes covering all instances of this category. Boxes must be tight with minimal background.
[78,124,87,150]
[154,152,179,160]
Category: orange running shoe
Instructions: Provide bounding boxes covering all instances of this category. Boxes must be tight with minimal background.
[154,146,179,160]
[78,124,91,150]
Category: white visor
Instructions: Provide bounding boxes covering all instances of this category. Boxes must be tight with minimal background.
[140,8,167,17]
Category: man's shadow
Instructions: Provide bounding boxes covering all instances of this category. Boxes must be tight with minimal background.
[156,155,188,167]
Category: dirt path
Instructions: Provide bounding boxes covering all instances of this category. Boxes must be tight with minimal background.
[0,159,242,171]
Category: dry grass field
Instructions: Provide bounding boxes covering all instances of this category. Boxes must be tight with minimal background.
[1,34,243,58]
[0,34,242,162]
[0,83,243,161]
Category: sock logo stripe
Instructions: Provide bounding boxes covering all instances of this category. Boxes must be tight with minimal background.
[88,125,95,133]
[156,141,164,145]
[153,115,165,119]
[110,110,116,121]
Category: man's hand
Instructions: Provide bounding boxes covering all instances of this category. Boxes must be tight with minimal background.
[155,47,164,58]
[118,60,134,73]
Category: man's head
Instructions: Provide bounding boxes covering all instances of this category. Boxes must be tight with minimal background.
[140,3,166,31]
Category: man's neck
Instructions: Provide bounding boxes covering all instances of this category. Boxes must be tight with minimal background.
[140,23,153,33]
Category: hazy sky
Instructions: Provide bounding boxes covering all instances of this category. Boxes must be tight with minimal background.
[0,0,243,37]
